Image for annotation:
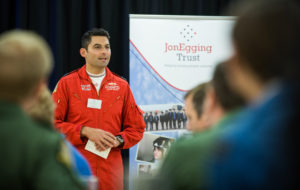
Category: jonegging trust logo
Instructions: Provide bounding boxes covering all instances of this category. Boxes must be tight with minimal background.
[180,24,197,42]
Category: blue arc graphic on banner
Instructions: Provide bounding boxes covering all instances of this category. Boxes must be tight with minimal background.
[129,41,186,105]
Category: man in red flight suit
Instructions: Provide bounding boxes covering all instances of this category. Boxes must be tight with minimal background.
[52,28,145,190]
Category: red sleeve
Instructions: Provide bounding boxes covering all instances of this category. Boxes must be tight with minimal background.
[52,79,85,146]
[117,84,145,149]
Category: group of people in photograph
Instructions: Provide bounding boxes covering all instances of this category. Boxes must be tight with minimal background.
[143,108,187,131]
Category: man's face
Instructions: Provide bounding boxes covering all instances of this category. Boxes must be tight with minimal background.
[81,36,111,69]
[185,95,208,132]
[153,147,163,161]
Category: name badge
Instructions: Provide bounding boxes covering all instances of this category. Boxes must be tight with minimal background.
[87,99,102,109]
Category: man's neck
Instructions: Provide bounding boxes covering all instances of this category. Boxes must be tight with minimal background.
[86,64,105,75]
[243,77,266,104]
[250,80,281,106]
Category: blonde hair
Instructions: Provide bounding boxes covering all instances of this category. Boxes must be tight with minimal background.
[0,30,53,102]
[27,85,55,126]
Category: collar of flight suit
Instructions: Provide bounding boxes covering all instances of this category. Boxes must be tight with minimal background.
[77,64,114,84]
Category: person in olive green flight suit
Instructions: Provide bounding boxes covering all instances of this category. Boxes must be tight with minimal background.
[0,30,84,190]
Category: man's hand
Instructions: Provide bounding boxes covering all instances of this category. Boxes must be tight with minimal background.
[81,126,119,151]
[114,140,121,148]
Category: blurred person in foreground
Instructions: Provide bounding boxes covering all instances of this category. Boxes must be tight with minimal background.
[0,30,83,189]
[211,0,300,189]
[152,62,245,190]
[52,28,145,190]
[25,84,95,188]
[136,62,245,190]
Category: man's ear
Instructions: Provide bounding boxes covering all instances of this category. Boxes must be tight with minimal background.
[210,88,218,108]
[205,87,218,117]
[201,88,213,116]
[80,48,87,58]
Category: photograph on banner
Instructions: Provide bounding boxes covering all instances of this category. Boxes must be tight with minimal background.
[140,104,186,131]
[137,164,152,177]
[129,130,183,183]
[136,133,175,175]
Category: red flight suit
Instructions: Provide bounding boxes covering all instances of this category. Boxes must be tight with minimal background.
[52,65,145,190]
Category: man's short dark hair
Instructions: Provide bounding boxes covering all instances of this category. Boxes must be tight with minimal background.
[81,28,110,50]
[184,82,208,118]
[231,0,300,81]
[212,62,246,111]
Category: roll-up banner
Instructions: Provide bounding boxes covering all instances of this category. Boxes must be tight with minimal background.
[129,14,235,189]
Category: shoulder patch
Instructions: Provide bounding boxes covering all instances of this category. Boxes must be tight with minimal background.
[56,140,73,169]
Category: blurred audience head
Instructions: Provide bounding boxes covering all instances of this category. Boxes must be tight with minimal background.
[203,62,246,125]
[184,82,209,132]
[0,30,53,103]
[226,0,300,100]
[211,62,246,112]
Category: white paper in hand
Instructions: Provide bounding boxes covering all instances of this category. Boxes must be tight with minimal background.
[85,140,111,159]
